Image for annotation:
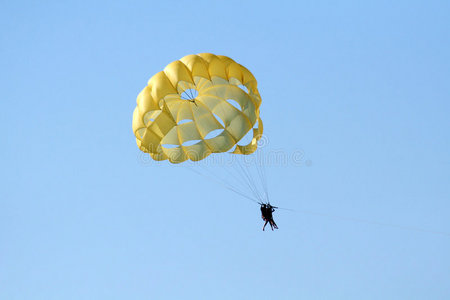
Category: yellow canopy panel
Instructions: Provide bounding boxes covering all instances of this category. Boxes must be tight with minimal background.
[132,53,263,163]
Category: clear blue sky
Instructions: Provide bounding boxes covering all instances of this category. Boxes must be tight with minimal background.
[1,1,449,299]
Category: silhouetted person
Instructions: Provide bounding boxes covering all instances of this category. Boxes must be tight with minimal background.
[261,204,267,220]
[261,203,278,231]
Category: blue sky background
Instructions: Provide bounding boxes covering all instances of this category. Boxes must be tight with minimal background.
[1,1,449,299]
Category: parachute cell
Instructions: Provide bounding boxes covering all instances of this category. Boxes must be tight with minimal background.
[132,53,263,163]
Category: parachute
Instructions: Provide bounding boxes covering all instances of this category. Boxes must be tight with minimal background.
[132,53,263,163]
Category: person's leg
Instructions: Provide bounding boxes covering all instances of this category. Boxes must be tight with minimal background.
[271,220,278,229]
[268,219,274,230]
[263,220,269,231]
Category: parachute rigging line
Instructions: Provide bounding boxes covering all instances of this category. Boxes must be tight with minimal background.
[183,164,261,205]
[235,157,266,203]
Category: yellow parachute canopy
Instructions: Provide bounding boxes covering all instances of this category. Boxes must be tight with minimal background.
[132,53,263,163]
